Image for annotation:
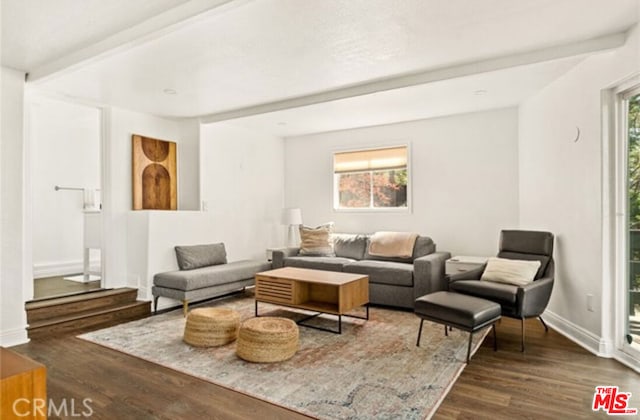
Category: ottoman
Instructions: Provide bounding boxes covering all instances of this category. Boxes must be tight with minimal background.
[414,291,501,362]
[236,317,299,363]
[183,307,241,347]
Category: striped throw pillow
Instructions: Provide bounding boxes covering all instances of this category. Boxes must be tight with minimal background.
[299,223,335,256]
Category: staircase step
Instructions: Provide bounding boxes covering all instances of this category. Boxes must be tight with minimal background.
[26,288,138,323]
[27,300,150,339]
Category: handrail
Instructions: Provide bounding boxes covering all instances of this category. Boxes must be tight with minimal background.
[54,185,101,191]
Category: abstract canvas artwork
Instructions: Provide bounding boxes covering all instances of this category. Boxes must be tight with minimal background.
[132,134,177,210]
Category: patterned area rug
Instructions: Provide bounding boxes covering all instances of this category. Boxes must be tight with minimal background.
[79,291,488,419]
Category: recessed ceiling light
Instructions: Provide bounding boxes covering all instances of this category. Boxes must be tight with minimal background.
[474,89,488,96]
[163,88,177,95]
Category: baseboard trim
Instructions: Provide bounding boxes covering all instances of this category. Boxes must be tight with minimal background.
[613,349,640,373]
[34,260,100,279]
[0,327,29,347]
[542,310,612,357]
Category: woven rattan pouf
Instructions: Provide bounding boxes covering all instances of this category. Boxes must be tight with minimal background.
[183,307,241,347]
[236,317,299,363]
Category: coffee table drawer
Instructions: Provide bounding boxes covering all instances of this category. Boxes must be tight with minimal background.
[255,276,305,305]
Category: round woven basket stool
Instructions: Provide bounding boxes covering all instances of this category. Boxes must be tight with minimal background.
[236,317,299,363]
[183,307,240,347]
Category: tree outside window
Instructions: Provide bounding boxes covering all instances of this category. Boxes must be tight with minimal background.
[628,94,640,292]
[334,146,408,210]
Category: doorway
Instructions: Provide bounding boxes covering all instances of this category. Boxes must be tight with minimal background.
[620,84,640,363]
[29,95,104,300]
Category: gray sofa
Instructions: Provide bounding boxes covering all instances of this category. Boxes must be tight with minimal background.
[272,233,450,309]
[152,243,271,316]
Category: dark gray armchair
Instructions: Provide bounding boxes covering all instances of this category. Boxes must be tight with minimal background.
[449,230,554,351]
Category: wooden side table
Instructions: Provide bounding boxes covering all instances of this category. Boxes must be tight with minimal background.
[1,347,47,419]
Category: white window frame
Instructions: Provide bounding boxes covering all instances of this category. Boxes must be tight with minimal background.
[332,143,412,213]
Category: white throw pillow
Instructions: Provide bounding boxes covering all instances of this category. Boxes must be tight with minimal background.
[480,257,541,287]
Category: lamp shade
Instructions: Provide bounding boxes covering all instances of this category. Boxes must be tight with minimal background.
[282,208,302,225]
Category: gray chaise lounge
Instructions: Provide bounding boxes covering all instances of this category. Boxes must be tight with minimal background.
[152,243,271,316]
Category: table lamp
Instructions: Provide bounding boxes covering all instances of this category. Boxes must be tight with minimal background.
[282,208,302,247]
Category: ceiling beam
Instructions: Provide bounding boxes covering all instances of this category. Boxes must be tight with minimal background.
[199,31,626,124]
[27,0,247,83]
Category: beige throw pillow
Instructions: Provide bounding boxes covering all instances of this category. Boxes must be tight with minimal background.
[480,257,541,287]
[299,223,335,256]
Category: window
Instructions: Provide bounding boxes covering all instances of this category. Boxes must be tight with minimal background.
[333,146,409,210]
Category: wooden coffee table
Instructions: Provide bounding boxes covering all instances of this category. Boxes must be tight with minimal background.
[254,267,369,334]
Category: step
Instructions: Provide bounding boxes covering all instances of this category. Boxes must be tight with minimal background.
[26,288,138,323]
[27,300,151,339]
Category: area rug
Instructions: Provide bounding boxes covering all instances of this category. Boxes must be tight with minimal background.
[79,291,488,419]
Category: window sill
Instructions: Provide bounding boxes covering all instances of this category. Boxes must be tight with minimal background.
[333,207,411,214]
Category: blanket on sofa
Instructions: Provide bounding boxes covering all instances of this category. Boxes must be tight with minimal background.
[368,231,418,258]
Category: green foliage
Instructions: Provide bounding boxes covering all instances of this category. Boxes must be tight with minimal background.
[629,94,640,229]
[629,94,640,290]
[394,169,408,187]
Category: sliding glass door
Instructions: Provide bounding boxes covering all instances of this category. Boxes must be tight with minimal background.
[624,88,640,359]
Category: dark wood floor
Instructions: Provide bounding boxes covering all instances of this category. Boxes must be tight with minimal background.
[10,317,639,419]
[33,276,102,300]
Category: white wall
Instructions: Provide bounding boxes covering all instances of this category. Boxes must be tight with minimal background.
[199,122,285,257]
[30,96,101,278]
[1,66,29,346]
[104,108,200,288]
[178,120,200,211]
[284,108,520,256]
[125,122,284,309]
[127,211,220,305]
[519,24,640,351]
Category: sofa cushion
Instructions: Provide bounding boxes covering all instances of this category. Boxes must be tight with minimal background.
[283,256,354,272]
[364,235,435,263]
[154,260,270,291]
[412,236,436,259]
[449,279,518,307]
[333,234,368,260]
[299,223,335,256]
[175,243,227,270]
[344,260,414,287]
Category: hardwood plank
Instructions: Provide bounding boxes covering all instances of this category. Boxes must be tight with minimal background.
[8,317,638,419]
[26,288,137,309]
[27,302,150,339]
[33,276,102,300]
[435,318,640,419]
[12,337,311,420]
[27,289,138,323]
[26,288,150,340]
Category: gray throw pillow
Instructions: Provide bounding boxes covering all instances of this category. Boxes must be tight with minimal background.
[175,243,227,270]
[333,234,368,260]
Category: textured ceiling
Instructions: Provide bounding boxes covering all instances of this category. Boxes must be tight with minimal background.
[3,0,640,134]
[1,0,195,71]
[225,56,585,137]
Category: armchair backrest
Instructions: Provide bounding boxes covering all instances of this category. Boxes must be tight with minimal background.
[497,230,554,279]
